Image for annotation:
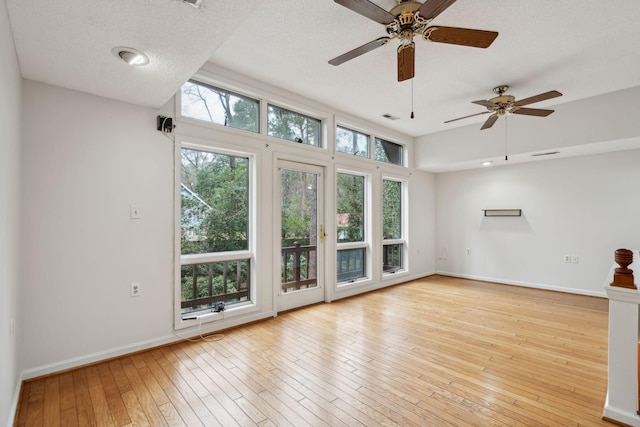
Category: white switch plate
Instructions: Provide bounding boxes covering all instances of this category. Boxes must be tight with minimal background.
[571,255,579,264]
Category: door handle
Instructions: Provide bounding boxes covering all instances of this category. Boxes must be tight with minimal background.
[320,224,327,243]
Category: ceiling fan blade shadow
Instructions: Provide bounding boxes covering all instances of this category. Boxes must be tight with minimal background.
[334,0,395,24]
[397,43,415,82]
[472,99,496,108]
[514,90,562,107]
[511,107,554,117]
[444,110,490,123]
[426,27,498,48]
[418,0,457,20]
[329,37,390,66]
[481,114,499,130]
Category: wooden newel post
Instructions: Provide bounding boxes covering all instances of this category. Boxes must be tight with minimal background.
[611,248,636,289]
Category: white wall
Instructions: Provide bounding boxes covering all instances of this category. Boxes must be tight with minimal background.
[0,0,22,424]
[435,149,640,296]
[20,81,177,374]
[18,76,436,378]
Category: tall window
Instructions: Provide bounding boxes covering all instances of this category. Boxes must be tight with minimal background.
[375,138,404,166]
[180,80,259,133]
[336,126,370,158]
[336,172,367,283]
[267,104,321,147]
[180,146,252,317]
[382,178,404,273]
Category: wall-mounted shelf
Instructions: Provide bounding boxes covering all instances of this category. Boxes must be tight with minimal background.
[483,209,522,217]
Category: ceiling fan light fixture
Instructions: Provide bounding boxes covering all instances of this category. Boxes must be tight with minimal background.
[182,0,203,8]
[113,47,149,66]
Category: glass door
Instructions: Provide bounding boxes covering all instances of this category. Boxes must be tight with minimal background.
[276,160,325,312]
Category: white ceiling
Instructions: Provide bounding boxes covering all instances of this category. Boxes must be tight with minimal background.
[6,0,640,167]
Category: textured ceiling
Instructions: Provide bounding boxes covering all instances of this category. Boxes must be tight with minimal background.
[5,0,640,162]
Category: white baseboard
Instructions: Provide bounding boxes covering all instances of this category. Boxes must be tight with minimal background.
[435,271,607,298]
[6,376,22,427]
[20,311,274,381]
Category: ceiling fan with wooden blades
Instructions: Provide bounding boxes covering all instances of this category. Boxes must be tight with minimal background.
[329,0,499,82]
[445,85,563,130]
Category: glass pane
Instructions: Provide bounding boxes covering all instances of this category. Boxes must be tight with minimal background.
[280,169,319,293]
[375,138,404,165]
[382,179,402,240]
[181,148,249,255]
[181,80,259,133]
[268,104,321,146]
[383,244,403,273]
[336,126,370,158]
[337,173,364,243]
[337,248,366,282]
[181,259,250,315]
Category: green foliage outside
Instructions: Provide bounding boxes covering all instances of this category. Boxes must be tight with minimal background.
[268,105,320,146]
[383,179,402,240]
[337,173,364,243]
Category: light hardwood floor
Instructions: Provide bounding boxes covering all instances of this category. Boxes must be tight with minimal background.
[15,275,617,426]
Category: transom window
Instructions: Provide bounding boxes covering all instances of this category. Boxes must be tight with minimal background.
[180,80,259,133]
[375,138,404,166]
[267,104,321,147]
[336,126,370,158]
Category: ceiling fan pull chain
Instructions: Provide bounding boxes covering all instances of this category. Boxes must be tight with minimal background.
[505,116,508,161]
[410,79,414,119]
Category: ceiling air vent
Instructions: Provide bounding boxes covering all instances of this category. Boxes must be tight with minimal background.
[531,151,560,157]
[382,113,399,120]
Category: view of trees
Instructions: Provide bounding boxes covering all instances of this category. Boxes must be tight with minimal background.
[181,148,249,255]
[268,105,321,146]
[179,80,406,303]
[181,80,259,132]
[337,173,364,243]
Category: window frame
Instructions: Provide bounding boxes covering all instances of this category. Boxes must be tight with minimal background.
[375,137,405,166]
[381,176,407,275]
[336,125,371,159]
[178,79,261,133]
[336,169,371,286]
[175,140,257,329]
[266,103,323,148]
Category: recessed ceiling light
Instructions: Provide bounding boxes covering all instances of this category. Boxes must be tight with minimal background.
[482,161,493,167]
[112,47,149,66]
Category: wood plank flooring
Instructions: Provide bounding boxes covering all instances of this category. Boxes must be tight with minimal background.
[15,275,617,426]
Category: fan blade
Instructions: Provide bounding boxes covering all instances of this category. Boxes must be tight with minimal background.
[444,110,490,123]
[329,37,390,66]
[397,43,415,82]
[334,0,395,24]
[418,0,457,20]
[511,107,554,117]
[472,99,497,108]
[514,90,562,107]
[426,26,498,48]
[481,114,499,130]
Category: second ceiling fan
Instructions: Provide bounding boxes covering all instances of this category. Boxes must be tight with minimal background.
[329,0,499,81]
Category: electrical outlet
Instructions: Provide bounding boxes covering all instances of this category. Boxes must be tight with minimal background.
[563,254,571,263]
[131,282,141,297]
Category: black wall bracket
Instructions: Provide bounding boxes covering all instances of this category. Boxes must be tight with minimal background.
[157,115,174,133]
